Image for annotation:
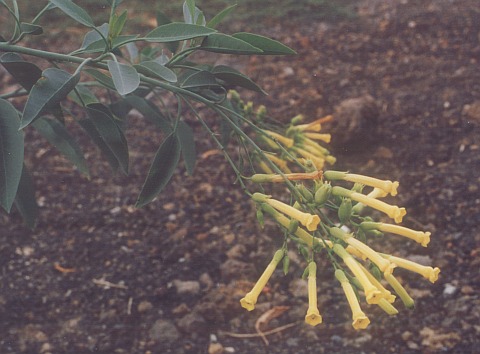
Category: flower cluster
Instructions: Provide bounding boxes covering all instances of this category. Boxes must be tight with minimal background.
[235,109,440,330]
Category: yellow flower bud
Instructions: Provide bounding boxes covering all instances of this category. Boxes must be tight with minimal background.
[384,273,415,309]
[240,250,284,311]
[325,171,399,196]
[304,132,331,143]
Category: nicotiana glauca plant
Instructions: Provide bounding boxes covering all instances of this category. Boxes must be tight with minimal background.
[0,0,440,331]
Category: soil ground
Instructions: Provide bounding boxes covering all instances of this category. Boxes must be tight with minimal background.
[1,0,479,353]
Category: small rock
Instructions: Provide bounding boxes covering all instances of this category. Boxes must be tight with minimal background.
[462,101,480,123]
[137,300,153,313]
[226,244,246,259]
[173,280,201,295]
[149,320,180,346]
[40,342,53,354]
[443,283,457,296]
[177,312,207,334]
[199,273,214,290]
[208,342,224,354]
[331,95,380,150]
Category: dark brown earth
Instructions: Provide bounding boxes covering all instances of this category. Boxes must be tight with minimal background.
[1,0,480,353]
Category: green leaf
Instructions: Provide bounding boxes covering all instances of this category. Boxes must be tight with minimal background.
[206,4,237,29]
[109,9,127,39]
[176,120,196,175]
[68,84,98,106]
[134,60,177,83]
[200,33,263,55]
[20,22,43,35]
[212,65,265,94]
[0,52,42,91]
[84,68,116,90]
[21,68,80,128]
[13,165,38,229]
[123,96,172,133]
[78,23,109,51]
[80,103,129,174]
[232,33,296,55]
[136,132,180,207]
[183,0,196,24]
[145,23,216,43]
[0,99,24,213]
[49,0,95,27]
[107,60,140,96]
[181,70,219,89]
[32,117,89,176]
[81,35,137,53]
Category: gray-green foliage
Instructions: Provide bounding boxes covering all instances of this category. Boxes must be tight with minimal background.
[0,0,295,227]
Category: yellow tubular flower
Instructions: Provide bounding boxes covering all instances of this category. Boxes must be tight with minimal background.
[305,262,323,326]
[332,244,384,304]
[256,160,274,174]
[304,132,331,143]
[351,188,388,214]
[345,238,396,275]
[264,130,295,148]
[332,186,406,223]
[240,250,284,311]
[377,223,431,247]
[260,204,317,248]
[384,273,415,309]
[295,122,322,132]
[265,197,320,232]
[381,254,440,283]
[324,171,399,196]
[292,147,325,170]
[356,262,396,303]
[265,153,292,174]
[329,227,396,275]
[335,270,371,330]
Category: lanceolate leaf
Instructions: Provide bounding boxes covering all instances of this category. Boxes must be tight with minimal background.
[84,68,116,90]
[20,22,43,36]
[136,132,180,207]
[181,70,219,89]
[200,33,263,55]
[78,23,109,51]
[176,120,196,175]
[13,165,38,229]
[81,103,129,174]
[32,117,89,176]
[232,33,297,55]
[0,98,24,213]
[212,65,266,94]
[123,96,172,133]
[0,52,42,91]
[145,23,216,43]
[207,4,237,29]
[21,68,80,128]
[49,0,95,27]
[107,60,140,96]
[134,60,177,83]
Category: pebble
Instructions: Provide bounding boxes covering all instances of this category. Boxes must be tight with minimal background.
[443,283,457,296]
[173,280,201,295]
[177,312,207,334]
[208,342,224,354]
[137,300,153,313]
[289,278,308,298]
[149,320,180,346]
